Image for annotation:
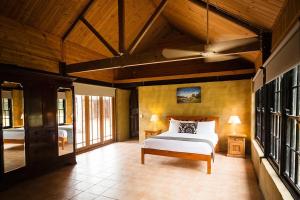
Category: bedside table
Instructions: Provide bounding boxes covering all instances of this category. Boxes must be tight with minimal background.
[145,130,162,139]
[227,134,246,158]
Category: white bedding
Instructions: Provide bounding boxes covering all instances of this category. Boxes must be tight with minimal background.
[143,131,218,155]
[3,127,69,139]
[58,129,68,138]
[3,128,25,140]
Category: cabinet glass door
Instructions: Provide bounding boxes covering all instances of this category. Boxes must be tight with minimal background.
[1,81,25,172]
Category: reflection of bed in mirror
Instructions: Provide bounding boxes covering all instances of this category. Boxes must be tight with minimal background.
[58,125,73,150]
[3,127,25,144]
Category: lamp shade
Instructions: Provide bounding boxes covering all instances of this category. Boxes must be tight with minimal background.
[150,114,159,122]
[228,115,241,124]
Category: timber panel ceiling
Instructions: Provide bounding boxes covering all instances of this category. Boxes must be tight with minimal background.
[153,0,257,43]
[71,69,114,82]
[0,0,289,83]
[207,0,286,30]
[124,0,156,49]
[0,0,88,37]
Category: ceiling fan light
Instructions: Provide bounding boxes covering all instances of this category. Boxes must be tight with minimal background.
[201,51,215,57]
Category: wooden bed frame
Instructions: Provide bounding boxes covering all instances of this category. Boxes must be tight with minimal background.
[141,116,219,174]
[3,139,24,144]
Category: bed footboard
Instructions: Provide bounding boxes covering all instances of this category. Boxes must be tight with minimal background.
[141,148,212,174]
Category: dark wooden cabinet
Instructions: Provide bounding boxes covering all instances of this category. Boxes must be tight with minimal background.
[0,64,76,189]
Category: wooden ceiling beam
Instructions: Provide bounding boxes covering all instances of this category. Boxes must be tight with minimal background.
[127,0,168,54]
[115,58,254,80]
[118,0,125,54]
[65,36,260,73]
[80,17,119,56]
[113,68,255,83]
[189,0,268,34]
[62,0,95,41]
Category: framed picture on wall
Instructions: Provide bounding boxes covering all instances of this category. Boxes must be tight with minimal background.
[176,87,201,103]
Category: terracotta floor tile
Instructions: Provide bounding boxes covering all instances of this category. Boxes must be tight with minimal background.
[0,141,264,200]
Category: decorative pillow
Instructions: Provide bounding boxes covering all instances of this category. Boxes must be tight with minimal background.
[178,122,197,134]
[168,119,196,133]
[196,121,215,134]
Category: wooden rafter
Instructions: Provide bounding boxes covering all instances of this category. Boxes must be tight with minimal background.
[118,0,125,54]
[62,0,95,41]
[127,0,168,54]
[65,36,260,73]
[189,0,268,34]
[114,68,255,83]
[80,17,119,56]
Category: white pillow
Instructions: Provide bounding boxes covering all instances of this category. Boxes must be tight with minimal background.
[168,119,179,133]
[196,121,215,134]
[168,118,195,133]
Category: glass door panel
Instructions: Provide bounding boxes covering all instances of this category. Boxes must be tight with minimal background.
[103,97,113,141]
[1,81,25,172]
[57,88,74,156]
[89,96,101,145]
[75,95,86,149]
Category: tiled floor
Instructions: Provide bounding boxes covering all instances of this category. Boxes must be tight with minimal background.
[3,143,25,172]
[0,141,264,200]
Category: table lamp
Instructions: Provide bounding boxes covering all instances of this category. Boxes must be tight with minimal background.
[228,115,241,135]
[150,114,159,131]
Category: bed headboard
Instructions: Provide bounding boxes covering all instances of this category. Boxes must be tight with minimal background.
[166,116,220,135]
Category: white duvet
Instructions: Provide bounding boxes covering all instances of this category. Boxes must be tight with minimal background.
[143,131,218,155]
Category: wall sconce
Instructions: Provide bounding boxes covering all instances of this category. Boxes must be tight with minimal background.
[228,115,241,135]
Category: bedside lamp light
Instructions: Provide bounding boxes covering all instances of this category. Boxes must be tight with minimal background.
[150,114,159,131]
[228,115,241,135]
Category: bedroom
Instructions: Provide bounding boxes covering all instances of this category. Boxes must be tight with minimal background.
[0,0,299,200]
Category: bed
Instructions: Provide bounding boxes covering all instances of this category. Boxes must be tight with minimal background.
[3,126,72,150]
[141,116,219,174]
[3,128,25,144]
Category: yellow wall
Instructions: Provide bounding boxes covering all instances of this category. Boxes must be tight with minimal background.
[65,90,73,124]
[116,89,131,142]
[12,89,23,127]
[138,80,252,152]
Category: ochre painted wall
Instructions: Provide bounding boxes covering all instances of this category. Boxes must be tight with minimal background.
[12,89,23,127]
[116,89,131,142]
[65,90,73,124]
[138,79,252,152]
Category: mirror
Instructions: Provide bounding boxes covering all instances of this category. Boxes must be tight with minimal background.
[57,87,74,156]
[1,81,25,172]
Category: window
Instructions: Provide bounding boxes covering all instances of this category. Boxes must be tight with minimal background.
[283,66,300,192]
[75,95,86,148]
[2,97,12,128]
[57,99,66,125]
[269,76,283,167]
[255,65,300,198]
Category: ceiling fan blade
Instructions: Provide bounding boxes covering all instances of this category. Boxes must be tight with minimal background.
[204,54,239,62]
[162,48,203,59]
[206,37,259,53]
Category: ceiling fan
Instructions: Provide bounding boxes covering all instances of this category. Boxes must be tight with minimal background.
[161,0,257,62]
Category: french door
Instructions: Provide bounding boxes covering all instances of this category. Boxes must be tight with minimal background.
[75,95,114,151]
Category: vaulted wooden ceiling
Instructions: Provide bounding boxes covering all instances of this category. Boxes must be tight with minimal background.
[0,0,287,85]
